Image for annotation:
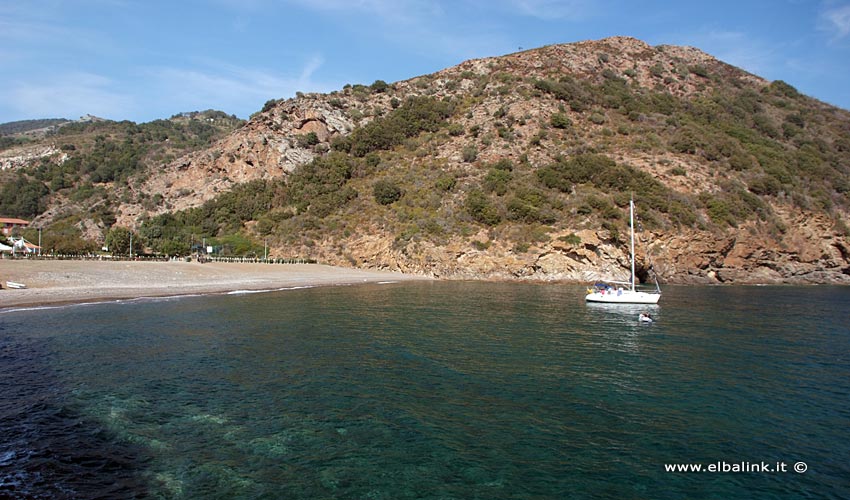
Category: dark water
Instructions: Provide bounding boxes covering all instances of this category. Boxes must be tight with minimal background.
[1,283,848,499]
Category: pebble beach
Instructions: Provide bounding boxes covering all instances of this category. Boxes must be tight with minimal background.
[0,259,428,310]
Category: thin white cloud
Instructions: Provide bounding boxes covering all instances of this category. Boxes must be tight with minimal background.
[2,57,334,122]
[298,56,325,82]
[6,72,134,120]
[785,56,833,78]
[506,0,593,20]
[211,0,272,10]
[820,3,850,39]
[286,0,444,24]
[0,46,23,65]
[400,24,512,63]
[288,0,524,64]
[143,56,336,117]
[0,18,72,45]
[672,30,777,76]
[0,11,124,62]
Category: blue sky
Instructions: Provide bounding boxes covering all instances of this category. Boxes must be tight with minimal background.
[1,0,849,123]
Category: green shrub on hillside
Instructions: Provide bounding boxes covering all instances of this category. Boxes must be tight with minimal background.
[0,136,30,152]
[484,168,512,195]
[533,77,593,112]
[748,175,782,196]
[536,154,696,225]
[373,179,403,205]
[670,126,702,154]
[550,112,572,129]
[335,96,454,157]
[261,99,279,113]
[589,112,606,125]
[752,114,780,139]
[490,158,514,171]
[559,233,582,246]
[466,189,501,226]
[506,189,555,223]
[370,80,390,93]
[447,123,465,136]
[767,80,800,99]
[0,174,49,218]
[688,65,709,78]
[429,173,454,192]
[296,132,320,147]
[287,153,357,217]
[700,182,767,227]
[537,154,619,191]
[584,195,620,220]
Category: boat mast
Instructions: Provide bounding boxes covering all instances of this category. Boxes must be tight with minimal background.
[630,198,636,292]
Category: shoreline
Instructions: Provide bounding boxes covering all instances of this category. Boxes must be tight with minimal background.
[0,260,431,311]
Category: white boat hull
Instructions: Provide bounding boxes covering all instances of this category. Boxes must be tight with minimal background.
[584,199,662,306]
[585,290,661,304]
[5,281,27,289]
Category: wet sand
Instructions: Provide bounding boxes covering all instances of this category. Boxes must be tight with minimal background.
[0,259,430,310]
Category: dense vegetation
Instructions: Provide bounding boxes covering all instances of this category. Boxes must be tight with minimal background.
[3,42,850,261]
[0,175,48,218]
[331,96,454,156]
[137,179,275,256]
[0,118,69,137]
[0,111,244,251]
[133,96,455,254]
[241,69,845,255]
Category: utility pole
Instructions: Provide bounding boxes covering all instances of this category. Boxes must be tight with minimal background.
[38,227,42,256]
[129,232,133,259]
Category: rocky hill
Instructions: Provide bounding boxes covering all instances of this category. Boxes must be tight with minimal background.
[4,37,850,284]
[0,110,245,248]
[0,118,71,137]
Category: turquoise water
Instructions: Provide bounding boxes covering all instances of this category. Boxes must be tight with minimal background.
[1,283,849,499]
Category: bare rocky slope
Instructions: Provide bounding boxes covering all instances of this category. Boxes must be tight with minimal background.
[12,37,850,284]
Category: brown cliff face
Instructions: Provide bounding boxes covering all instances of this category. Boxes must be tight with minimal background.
[115,100,357,223]
[18,37,850,284]
[654,216,850,284]
[274,218,850,285]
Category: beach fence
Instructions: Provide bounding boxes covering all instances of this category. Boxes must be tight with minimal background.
[1,253,317,264]
[199,256,317,264]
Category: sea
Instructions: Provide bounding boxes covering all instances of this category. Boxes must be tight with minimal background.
[0,282,848,499]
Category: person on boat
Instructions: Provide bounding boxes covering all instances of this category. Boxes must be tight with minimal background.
[639,312,653,322]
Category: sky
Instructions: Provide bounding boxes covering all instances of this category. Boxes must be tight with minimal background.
[1,0,849,124]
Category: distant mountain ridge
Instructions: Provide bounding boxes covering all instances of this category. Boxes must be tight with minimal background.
[2,37,849,284]
[0,118,71,137]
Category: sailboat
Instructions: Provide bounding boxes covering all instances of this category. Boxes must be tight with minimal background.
[585,198,661,304]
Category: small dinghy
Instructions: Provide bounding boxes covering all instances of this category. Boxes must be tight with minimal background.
[638,313,653,323]
[6,281,27,289]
